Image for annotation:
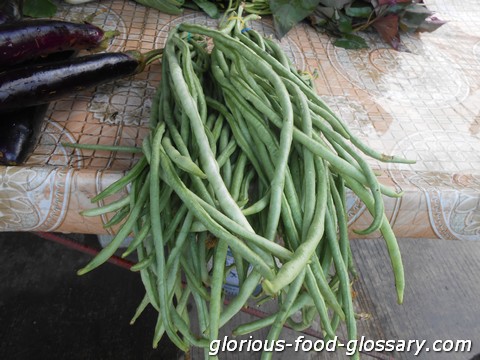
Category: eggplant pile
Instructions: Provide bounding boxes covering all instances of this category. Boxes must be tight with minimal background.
[0,16,162,165]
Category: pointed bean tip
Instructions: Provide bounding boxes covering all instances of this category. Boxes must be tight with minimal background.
[77,268,88,276]
[397,291,404,305]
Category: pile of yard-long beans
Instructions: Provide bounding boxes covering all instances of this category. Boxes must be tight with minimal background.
[76,9,413,359]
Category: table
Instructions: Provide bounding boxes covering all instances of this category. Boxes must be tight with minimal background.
[1,0,479,240]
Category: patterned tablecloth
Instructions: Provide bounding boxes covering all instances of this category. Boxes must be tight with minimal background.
[1,0,479,240]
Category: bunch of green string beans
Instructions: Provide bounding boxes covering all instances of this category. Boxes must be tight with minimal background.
[74,10,413,360]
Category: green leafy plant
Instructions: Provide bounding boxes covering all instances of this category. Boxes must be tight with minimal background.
[20,0,445,50]
[268,0,321,37]
[23,0,57,17]
[307,0,446,49]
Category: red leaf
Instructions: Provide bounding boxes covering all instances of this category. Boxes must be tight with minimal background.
[373,14,401,49]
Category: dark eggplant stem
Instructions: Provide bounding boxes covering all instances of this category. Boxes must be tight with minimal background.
[97,30,121,51]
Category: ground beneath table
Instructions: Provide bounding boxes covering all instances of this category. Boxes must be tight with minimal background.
[0,233,479,359]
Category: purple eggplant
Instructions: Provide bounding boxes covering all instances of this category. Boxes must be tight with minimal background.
[0,103,48,165]
[0,49,162,110]
[0,19,118,68]
[0,43,76,166]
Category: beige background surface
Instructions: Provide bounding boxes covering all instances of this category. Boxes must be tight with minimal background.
[1,0,479,240]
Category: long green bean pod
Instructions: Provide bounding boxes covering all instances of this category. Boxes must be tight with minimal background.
[76,15,410,360]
